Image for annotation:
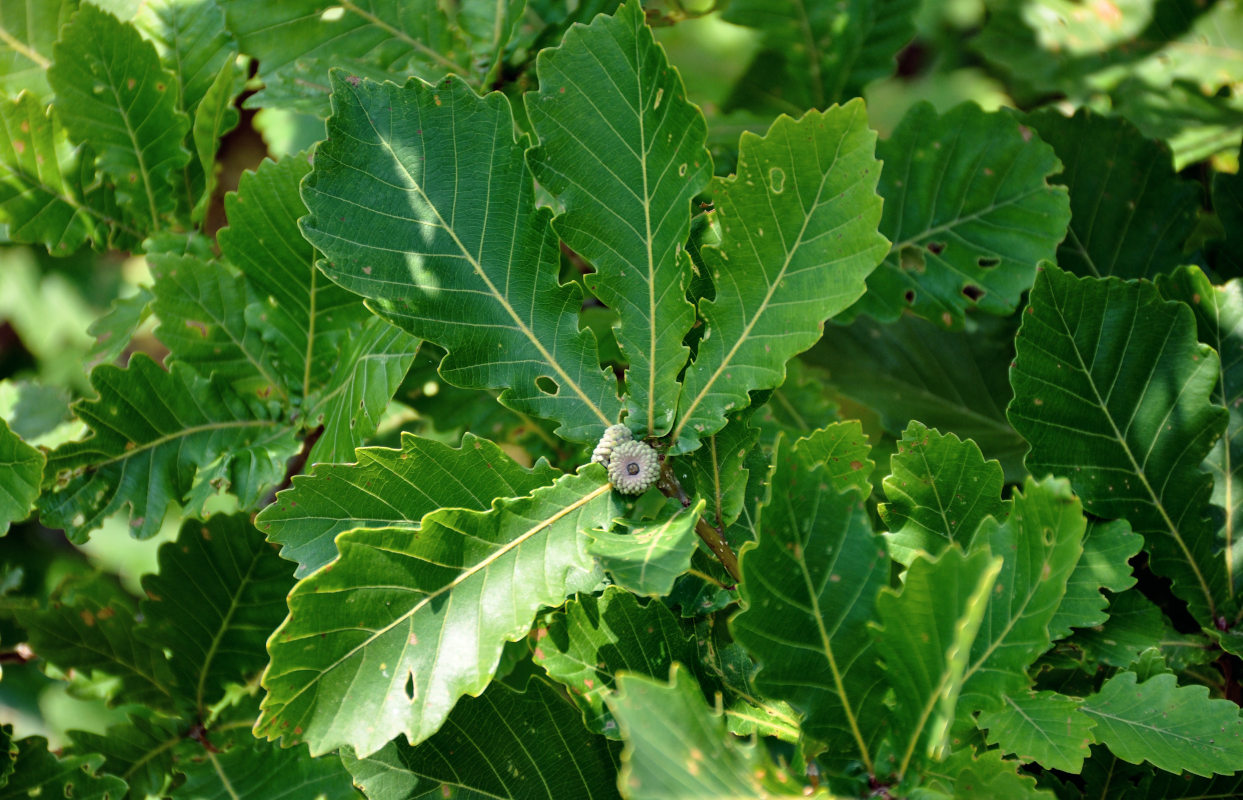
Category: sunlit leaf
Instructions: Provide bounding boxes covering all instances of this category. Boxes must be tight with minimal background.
[978,690,1095,772]
[586,500,703,597]
[0,417,42,534]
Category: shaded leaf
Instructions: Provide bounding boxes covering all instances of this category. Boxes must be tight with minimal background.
[38,354,299,542]
[1073,588,1214,671]
[0,0,73,100]
[190,57,244,223]
[14,572,179,711]
[527,0,710,437]
[880,421,1009,566]
[753,357,840,447]
[257,432,561,578]
[257,467,616,757]
[872,547,1002,778]
[1156,266,1243,610]
[1008,266,1230,623]
[978,690,1096,772]
[847,102,1070,327]
[86,287,153,368]
[0,417,42,534]
[915,746,1056,800]
[672,100,887,451]
[172,739,357,800]
[959,477,1085,715]
[302,73,622,443]
[0,735,126,800]
[1024,109,1200,280]
[607,666,820,800]
[342,678,622,800]
[49,3,190,229]
[1082,671,1243,777]
[586,500,703,597]
[0,93,99,253]
[135,0,236,117]
[138,514,293,712]
[1048,519,1142,640]
[533,588,698,738]
[68,714,181,799]
[674,412,761,532]
[731,429,889,772]
[220,0,470,115]
[812,312,1027,479]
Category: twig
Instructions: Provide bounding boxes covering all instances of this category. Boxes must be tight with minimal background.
[656,459,741,583]
[257,425,324,510]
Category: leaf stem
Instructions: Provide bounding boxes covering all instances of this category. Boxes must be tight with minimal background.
[656,458,740,583]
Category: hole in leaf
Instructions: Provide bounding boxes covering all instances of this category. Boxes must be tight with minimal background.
[977,256,1000,269]
[904,289,916,304]
[535,376,559,395]
[405,671,416,702]
[962,285,984,302]
[926,241,946,255]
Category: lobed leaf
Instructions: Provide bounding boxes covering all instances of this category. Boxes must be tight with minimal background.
[257,432,561,578]
[171,740,358,800]
[0,0,72,100]
[794,419,874,497]
[1008,266,1230,624]
[0,735,127,800]
[880,421,1009,566]
[134,0,237,118]
[1048,519,1142,640]
[847,102,1070,328]
[674,412,761,532]
[257,467,616,757]
[48,3,190,230]
[138,514,294,713]
[1024,109,1200,280]
[67,714,181,799]
[301,72,622,443]
[38,354,299,542]
[533,588,698,738]
[585,500,703,597]
[731,428,889,773]
[872,547,1002,779]
[342,678,622,800]
[672,100,887,452]
[527,0,710,437]
[978,690,1096,773]
[0,416,42,534]
[1082,671,1243,777]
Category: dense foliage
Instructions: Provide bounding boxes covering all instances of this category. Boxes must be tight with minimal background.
[2,0,1243,797]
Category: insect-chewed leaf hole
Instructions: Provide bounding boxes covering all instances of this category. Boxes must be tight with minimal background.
[535,376,559,395]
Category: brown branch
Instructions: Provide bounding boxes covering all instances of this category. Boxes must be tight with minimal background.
[256,424,324,510]
[656,458,741,584]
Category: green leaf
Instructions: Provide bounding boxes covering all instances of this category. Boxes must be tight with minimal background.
[218,155,370,399]
[68,714,181,799]
[978,690,1096,772]
[847,102,1070,328]
[1048,519,1142,640]
[342,678,622,800]
[1157,266,1243,613]
[753,358,841,447]
[722,0,917,113]
[794,418,875,497]
[257,467,616,757]
[1082,671,1243,777]
[150,254,291,397]
[220,0,470,115]
[134,0,236,118]
[1212,146,1243,276]
[38,355,298,542]
[533,588,697,738]
[672,100,888,451]
[14,572,179,711]
[674,412,761,532]
[1073,587,1215,671]
[0,416,42,534]
[607,666,819,800]
[812,312,1028,479]
[872,547,1002,778]
[86,287,153,368]
[257,432,561,578]
[586,500,703,597]
[959,477,1085,714]
[0,0,73,100]
[914,746,1055,800]
[305,316,419,464]
[527,0,709,437]
[880,421,1009,566]
[137,514,293,712]
[1024,109,1200,280]
[731,429,889,772]
[48,3,190,229]
[1008,266,1230,623]
[190,58,244,224]
[172,740,358,800]
[0,736,127,800]
[301,73,622,443]
[0,93,99,253]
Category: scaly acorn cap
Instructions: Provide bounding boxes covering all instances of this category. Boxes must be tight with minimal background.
[591,423,634,465]
[607,439,660,495]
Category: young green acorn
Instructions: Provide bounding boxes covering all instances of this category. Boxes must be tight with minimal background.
[606,439,660,495]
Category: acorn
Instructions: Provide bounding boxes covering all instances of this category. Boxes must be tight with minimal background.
[591,423,633,466]
[607,440,660,495]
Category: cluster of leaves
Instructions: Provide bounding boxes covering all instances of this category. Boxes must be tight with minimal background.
[1,0,1243,797]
